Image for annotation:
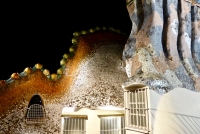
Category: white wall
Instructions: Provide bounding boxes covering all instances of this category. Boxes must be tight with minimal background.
[149,88,200,134]
[61,107,124,134]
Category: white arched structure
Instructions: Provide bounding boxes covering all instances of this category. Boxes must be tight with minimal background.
[123,85,200,134]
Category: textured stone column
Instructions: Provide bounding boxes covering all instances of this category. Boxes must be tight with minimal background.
[163,0,196,90]
[191,5,200,70]
[123,0,174,94]
[123,0,144,60]
[123,0,199,93]
[178,0,200,90]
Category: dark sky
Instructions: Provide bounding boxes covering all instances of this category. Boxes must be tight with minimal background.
[0,1,132,80]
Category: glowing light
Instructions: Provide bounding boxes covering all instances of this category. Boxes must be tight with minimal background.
[98,105,124,110]
[62,107,76,113]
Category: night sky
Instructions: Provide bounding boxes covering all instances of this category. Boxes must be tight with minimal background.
[0,1,132,80]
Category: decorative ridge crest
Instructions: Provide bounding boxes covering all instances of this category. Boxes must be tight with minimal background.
[0,27,126,87]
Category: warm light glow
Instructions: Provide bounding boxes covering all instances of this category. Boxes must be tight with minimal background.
[98,105,124,110]
[62,107,76,113]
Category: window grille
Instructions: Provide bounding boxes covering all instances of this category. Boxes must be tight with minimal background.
[26,104,45,124]
[63,118,86,134]
[100,116,125,134]
[124,87,149,130]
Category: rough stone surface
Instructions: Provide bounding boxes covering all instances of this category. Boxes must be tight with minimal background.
[123,0,200,93]
[66,43,126,108]
[0,95,64,134]
[0,32,127,133]
[191,5,200,70]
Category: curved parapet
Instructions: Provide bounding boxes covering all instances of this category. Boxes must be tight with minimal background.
[123,0,200,93]
[123,85,200,134]
[149,88,200,134]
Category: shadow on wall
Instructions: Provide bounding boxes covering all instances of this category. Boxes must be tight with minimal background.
[150,88,200,134]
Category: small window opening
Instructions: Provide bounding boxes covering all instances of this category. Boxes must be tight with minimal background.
[26,94,46,124]
[100,116,126,134]
[124,87,149,131]
[63,117,86,134]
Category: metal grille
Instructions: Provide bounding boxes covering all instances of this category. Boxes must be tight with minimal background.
[100,116,125,134]
[26,104,45,124]
[125,87,149,130]
[63,118,86,134]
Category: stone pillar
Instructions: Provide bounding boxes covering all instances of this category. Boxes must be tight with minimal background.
[178,0,200,90]
[123,0,199,93]
[163,0,196,90]
[191,5,200,70]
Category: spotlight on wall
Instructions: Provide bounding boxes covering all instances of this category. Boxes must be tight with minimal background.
[97,105,124,111]
[62,107,76,113]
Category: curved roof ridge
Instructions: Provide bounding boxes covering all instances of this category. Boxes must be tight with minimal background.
[0,27,126,87]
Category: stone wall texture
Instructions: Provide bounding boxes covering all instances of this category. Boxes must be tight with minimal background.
[123,0,200,94]
[0,31,127,134]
